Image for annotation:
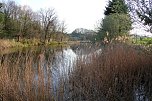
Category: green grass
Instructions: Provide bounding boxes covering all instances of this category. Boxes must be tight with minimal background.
[132,37,152,45]
[21,39,41,46]
[0,39,69,50]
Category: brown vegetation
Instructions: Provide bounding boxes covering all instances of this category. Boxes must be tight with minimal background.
[70,44,152,101]
[0,49,55,101]
[0,44,152,101]
[0,39,23,50]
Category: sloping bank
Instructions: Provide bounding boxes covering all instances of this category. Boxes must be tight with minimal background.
[0,39,69,50]
[0,39,25,50]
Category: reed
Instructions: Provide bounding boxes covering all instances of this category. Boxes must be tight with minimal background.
[0,49,55,101]
[70,43,152,101]
[0,43,152,101]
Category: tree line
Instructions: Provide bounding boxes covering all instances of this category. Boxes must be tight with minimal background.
[97,0,152,43]
[0,1,68,42]
[1,0,152,44]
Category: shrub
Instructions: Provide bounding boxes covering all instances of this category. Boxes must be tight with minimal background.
[97,14,132,42]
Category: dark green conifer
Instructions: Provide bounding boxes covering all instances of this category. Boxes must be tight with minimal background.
[104,0,128,15]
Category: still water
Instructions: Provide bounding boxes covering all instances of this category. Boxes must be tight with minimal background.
[0,44,152,101]
[0,44,101,100]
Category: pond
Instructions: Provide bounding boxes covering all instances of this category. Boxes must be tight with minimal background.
[0,43,152,101]
[0,44,101,100]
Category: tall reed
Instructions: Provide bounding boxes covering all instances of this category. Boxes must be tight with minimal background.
[0,49,56,101]
[0,44,152,101]
[70,44,152,101]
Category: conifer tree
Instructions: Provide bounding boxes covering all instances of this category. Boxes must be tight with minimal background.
[97,0,132,42]
[104,0,128,15]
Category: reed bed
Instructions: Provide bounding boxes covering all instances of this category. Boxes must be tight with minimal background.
[0,49,55,101]
[0,43,152,101]
[70,44,152,101]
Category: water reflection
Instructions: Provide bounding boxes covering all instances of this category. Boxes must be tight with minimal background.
[0,44,152,101]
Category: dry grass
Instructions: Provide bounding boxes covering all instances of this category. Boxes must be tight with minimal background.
[0,49,55,101]
[0,39,24,50]
[0,43,152,101]
[70,44,152,101]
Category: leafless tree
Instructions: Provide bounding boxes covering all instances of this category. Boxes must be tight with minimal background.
[0,0,69,41]
[59,20,67,34]
[3,1,16,33]
[126,0,152,33]
[39,8,57,42]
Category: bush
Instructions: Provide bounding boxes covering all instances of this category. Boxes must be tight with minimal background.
[98,14,132,42]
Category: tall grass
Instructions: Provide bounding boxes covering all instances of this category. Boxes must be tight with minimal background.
[0,49,56,101]
[0,43,152,101]
[70,44,152,101]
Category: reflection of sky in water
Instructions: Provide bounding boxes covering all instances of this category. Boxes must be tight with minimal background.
[52,47,102,82]
[51,47,103,96]
[135,86,148,101]
[51,48,77,96]
[1,45,151,101]
[53,48,77,77]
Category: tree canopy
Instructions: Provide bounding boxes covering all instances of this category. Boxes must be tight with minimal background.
[97,0,132,43]
[104,0,128,15]
[0,0,68,42]
[101,14,132,41]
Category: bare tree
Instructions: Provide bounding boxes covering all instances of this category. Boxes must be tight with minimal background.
[127,0,152,33]
[57,21,67,42]
[59,20,67,34]
[3,1,16,35]
[28,12,42,39]
[19,6,33,39]
[39,8,57,42]
[0,0,68,42]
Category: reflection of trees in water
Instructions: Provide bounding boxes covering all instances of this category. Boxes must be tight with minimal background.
[0,46,70,101]
[1,44,152,101]
[70,43,101,56]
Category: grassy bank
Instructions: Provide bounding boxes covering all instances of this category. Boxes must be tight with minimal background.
[0,39,42,50]
[132,37,152,46]
[0,39,25,49]
[0,39,71,50]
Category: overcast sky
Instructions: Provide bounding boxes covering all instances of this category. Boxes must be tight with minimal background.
[14,0,109,32]
[1,0,151,36]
